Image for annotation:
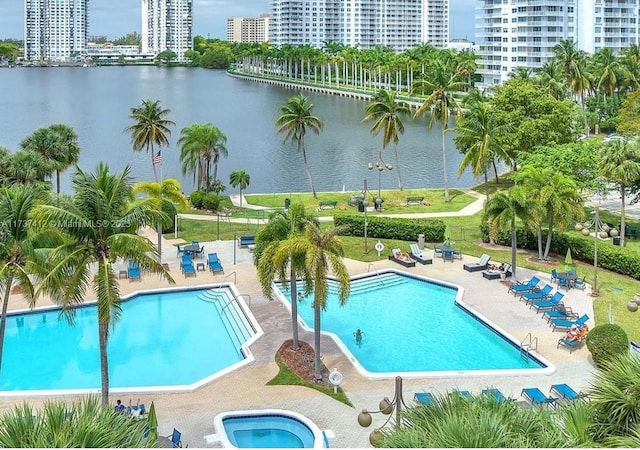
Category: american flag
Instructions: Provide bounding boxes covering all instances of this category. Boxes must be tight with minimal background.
[152,150,162,165]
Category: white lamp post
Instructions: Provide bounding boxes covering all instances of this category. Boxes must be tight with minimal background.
[368,151,392,206]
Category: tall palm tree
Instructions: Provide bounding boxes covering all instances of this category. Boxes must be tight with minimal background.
[592,48,628,101]
[31,163,175,405]
[412,58,467,202]
[598,137,640,246]
[276,94,323,199]
[0,186,40,376]
[50,124,80,193]
[272,221,350,379]
[256,203,319,351]
[132,178,189,260]
[484,187,533,281]
[362,89,411,190]
[178,123,228,191]
[229,170,250,206]
[124,100,175,182]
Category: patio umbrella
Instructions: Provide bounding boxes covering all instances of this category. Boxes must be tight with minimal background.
[444,224,452,246]
[565,248,573,266]
[147,401,158,441]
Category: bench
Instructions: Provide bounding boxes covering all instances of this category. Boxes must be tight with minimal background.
[318,201,338,210]
[348,196,363,207]
[625,226,640,239]
[406,196,424,206]
[238,235,255,248]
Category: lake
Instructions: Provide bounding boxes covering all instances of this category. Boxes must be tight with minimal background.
[0,66,479,195]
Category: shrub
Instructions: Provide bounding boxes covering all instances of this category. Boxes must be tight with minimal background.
[585,324,629,369]
[189,190,205,208]
[161,200,177,232]
[334,215,445,242]
[202,192,221,211]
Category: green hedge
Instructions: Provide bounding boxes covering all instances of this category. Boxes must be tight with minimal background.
[585,324,629,369]
[334,215,445,242]
[480,224,640,281]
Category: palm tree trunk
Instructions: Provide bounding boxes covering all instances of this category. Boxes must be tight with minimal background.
[98,319,110,405]
[581,95,589,136]
[313,300,322,380]
[150,144,158,182]
[290,266,300,351]
[537,226,544,260]
[511,217,517,281]
[484,171,494,245]
[544,214,554,259]
[393,143,403,190]
[492,159,499,183]
[157,223,163,262]
[56,169,61,194]
[0,272,14,374]
[442,125,450,202]
[301,141,317,199]
[621,184,626,247]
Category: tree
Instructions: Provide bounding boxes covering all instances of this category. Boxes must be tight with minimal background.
[271,221,350,379]
[616,90,640,136]
[412,58,467,202]
[0,397,153,448]
[132,178,189,260]
[276,94,323,199]
[124,100,175,182]
[178,123,228,191]
[256,203,319,351]
[31,163,174,405]
[1,150,54,191]
[229,170,250,206]
[598,137,640,246]
[156,50,177,64]
[362,89,411,190]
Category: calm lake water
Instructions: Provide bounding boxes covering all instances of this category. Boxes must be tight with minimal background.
[0,66,479,195]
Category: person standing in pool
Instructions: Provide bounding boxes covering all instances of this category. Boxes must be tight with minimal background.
[297,292,304,302]
[354,329,364,346]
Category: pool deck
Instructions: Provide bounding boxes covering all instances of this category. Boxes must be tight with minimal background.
[3,228,598,448]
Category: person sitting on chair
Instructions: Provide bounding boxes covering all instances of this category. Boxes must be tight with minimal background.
[114,399,126,414]
[563,325,581,342]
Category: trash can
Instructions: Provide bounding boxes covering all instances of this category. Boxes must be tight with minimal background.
[357,200,365,213]
[613,236,621,246]
[418,234,425,250]
[284,198,290,210]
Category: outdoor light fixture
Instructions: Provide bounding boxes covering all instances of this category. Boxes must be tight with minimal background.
[357,376,406,446]
[368,151,392,201]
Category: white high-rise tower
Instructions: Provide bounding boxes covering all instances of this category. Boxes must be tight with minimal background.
[141,0,193,61]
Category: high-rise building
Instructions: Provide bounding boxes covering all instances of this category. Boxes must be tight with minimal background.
[269,0,449,51]
[24,0,89,62]
[476,0,640,87]
[227,14,270,43]
[141,0,193,62]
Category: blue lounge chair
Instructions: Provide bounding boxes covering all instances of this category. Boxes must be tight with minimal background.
[414,392,434,406]
[463,254,490,272]
[542,303,578,322]
[551,268,559,284]
[530,292,564,312]
[167,428,182,448]
[550,383,588,401]
[482,388,508,403]
[508,276,540,296]
[452,390,474,401]
[557,335,585,352]
[127,260,141,281]
[181,263,196,277]
[521,387,557,407]
[551,313,589,332]
[520,284,553,303]
[207,253,224,273]
[409,243,433,265]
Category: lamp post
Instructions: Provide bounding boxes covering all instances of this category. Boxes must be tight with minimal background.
[362,178,369,254]
[357,376,406,447]
[368,151,392,204]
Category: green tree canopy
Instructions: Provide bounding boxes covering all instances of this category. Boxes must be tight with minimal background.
[617,90,640,136]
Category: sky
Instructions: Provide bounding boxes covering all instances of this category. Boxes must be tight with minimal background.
[0,0,476,42]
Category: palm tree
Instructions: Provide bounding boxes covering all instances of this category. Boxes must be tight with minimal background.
[598,137,640,247]
[271,221,350,379]
[362,89,411,190]
[0,186,39,376]
[412,58,467,202]
[178,123,228,191]
[276,94,323,199]
[229,170,251,206]
[31,163,175,405]
[48,124,81,193]
[124,100,175,182]
[132,178,189,260]
[484,187,533,281]
[256,203,319,351]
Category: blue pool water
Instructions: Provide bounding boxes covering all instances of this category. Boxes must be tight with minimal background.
[222,414,316,448]
[279,272,545,374]
[1,287,254,391]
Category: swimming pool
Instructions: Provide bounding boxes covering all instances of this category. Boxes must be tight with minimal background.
[212,409,325,448]
[1,284,263,394]
[276,270,552,378]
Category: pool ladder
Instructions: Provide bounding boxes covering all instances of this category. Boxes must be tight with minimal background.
[520,333,538,360]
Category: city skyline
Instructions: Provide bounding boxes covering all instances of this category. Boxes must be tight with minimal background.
[1,0,476,42]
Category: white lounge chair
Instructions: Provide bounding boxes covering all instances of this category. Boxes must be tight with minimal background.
[409,243,433,265]
[463,254,490,272]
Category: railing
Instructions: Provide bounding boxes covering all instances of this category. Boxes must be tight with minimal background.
[367,262,378,272]
[520,333,538,360]
[223,272,237,284]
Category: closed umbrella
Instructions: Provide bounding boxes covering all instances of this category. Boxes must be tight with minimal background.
[147,401,158,441]
[565,248,573,266]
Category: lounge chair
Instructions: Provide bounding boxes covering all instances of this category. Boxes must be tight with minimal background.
[207,253,224,273]
[542,303,578,322]
[557,335,586,352]
[181,262,196,277]
[482,263,512,280]
[550,383,588,401]
[551,313,589,332]
[481,388,509,403]
[530,292,564,312]
[414,392,434,406]
[520,284,553,303]
[451,390,474,401]
[409,243,433,265]
[507,276,541,296]
[127,260,141,281]
[463,254,490,272]
[550,268,559,284]
[238,235,255,248]
[389,248,416,268]
[167,428,182,448]
[521,387,557,408]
